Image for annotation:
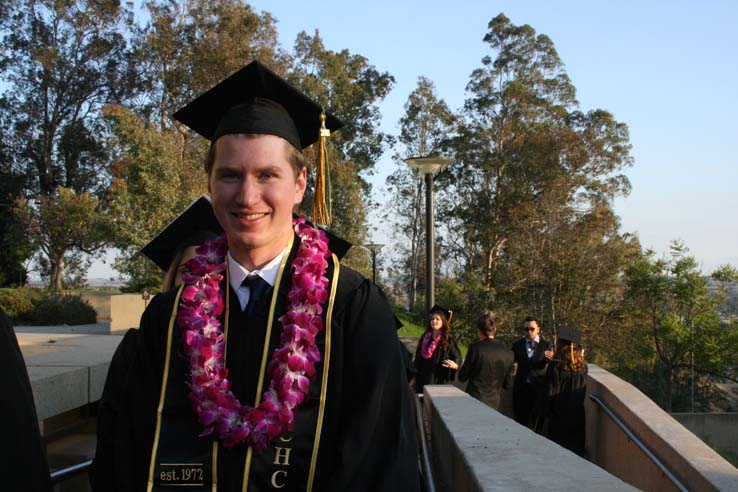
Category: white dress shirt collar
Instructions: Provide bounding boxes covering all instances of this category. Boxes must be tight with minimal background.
[227,248,288,310]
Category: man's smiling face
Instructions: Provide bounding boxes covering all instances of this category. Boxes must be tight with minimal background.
[208,133,306,269]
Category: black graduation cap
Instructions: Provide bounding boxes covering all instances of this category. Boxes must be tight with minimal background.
[141,196,223,271]
[430,304,453,322]
[557,326,582,346]
[172,60,343,149]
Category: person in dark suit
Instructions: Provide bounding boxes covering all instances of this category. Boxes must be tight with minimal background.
[511,316,553,430]
[0,307,53,492]
[455,313,515,410]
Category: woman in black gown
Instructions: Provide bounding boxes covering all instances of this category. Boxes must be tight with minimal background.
[541,326,588,456]
[413,305,461,394]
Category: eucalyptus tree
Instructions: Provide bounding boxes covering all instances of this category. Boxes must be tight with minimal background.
[290,30,395,273]
[385,76,455,313]
[1,0,133,287]
[443,13,636,342]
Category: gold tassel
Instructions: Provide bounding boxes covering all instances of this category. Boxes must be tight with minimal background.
[312,112,332,226]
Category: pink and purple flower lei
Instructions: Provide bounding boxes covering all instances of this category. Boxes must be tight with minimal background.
[420,331,441,359]
[176,216,330,451]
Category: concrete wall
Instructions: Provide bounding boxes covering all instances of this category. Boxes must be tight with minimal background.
[423,385,637,492]
[81,293,111,320]
[110,294,147,334]
[586,365,738,492]
[673,413,738,453]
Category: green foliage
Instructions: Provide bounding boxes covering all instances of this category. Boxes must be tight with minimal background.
[22,293,97,325]
[0,0,132,196]
[0,287,40,321]
[0,137,33,286]
[0,289,96,325]
[396,315,424,338]
[291,30,395,261]
[14,188,109,290]
[624,242,738,411]
[104,104,202,291]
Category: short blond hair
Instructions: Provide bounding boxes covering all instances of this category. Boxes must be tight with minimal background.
[204,134,306,177]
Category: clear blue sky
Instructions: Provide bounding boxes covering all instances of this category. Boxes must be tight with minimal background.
[90,0,738,277]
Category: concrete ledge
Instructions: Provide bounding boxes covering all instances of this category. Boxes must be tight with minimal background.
[587,365,738,492]
[27,365,89,421]
[17,330,122,427]
[424,385,637,492]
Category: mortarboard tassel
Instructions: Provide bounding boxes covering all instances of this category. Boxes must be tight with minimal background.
[312,112,332,226]
[570,343,575,364]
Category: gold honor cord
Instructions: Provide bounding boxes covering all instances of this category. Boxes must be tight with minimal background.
[306,253,340,491]
[242,235,295,492]
[147,284,185,492]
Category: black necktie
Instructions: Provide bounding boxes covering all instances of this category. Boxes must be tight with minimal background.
[241,275,270,315]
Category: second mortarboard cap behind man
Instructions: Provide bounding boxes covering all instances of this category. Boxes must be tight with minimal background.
[172,60,343,149]
[141,195,223,271]
[430,304,453,323]
[557,326,582,347]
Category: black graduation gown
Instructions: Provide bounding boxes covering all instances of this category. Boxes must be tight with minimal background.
[0,308,53,492]
[90,240,420,492]
[413,333,461,394]
[541,362,587,457]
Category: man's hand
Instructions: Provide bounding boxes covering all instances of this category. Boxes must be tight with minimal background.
[441,359,459,370]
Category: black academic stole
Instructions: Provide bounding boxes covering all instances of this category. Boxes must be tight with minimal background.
[147,244,340,492]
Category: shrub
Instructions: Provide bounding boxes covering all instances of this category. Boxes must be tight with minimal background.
[0,288,41,322]
[23,294,98,325]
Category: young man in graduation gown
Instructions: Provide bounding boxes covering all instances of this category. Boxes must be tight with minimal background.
[90,61,420,492]
[511,317,553,430]
[455,313,515,411]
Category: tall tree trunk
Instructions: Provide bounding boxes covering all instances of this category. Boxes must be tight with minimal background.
[664,364,673,413]
[52,254,65,291]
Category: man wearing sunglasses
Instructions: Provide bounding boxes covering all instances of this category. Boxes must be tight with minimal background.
[511,317,553,431]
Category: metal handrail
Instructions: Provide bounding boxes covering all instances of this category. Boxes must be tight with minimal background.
[415,393,437,492]
[589,394,688,492]
[50,459,93,484]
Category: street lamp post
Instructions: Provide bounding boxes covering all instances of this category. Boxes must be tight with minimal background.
[404,156,453,323]
[362,243,384,284]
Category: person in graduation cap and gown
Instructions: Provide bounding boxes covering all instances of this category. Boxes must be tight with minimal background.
[90,61,420,492]
[140,195,223,292]
[537,326,588,457]
[413,304,462,394]
[0,307,53,492]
